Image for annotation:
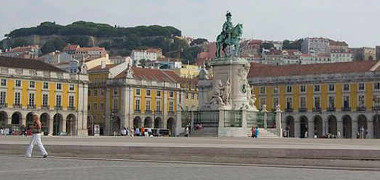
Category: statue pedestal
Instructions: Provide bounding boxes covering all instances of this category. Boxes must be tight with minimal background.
[210,57,257,111]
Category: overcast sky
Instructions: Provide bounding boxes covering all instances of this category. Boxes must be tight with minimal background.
[0,0,379,47]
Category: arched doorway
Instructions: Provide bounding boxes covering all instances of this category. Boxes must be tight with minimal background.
[342,115,352,138]
[154,117,163,128]
[66,114,76,136]
[357,114,367,138]
[53,113,63,136]
[133,116,142,128]
[144,117,153,128]
[374,115,380,139]
[26,112,34,129]
[0,111,8,128]
[112,116,121,135]
[285,116,295,137]
[40,113,50,135]
[313,115,323,138]
[11,112,22,125]
[299,116,308,138]
[167,118,176,136]
[328,115,337,136]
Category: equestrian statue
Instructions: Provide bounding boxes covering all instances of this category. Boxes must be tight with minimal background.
[216,11,243,58]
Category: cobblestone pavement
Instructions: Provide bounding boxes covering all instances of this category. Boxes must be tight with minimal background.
[1,136,380,150]
[0,156,379,180]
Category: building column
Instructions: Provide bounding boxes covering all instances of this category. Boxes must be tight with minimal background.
[337,120,343,138]
[263,109,268,129]
[105,88,111,135]
[62,118,66,133]
[322,118,328,136]
[120,87,127,129]
[21,116,26,126]
[275,110,282,137]
[308,119,314,138]
[367,120,374,139]
[294,120,300,138]
[352,120,358,139]
[48,118,53,136]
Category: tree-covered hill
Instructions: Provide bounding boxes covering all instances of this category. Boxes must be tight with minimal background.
[5,21,181,38]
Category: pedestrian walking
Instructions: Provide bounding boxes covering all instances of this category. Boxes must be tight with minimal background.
[254,127,259,138]
[25,114,48,158]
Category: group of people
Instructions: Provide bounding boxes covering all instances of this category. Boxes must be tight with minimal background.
[251,127,259,138]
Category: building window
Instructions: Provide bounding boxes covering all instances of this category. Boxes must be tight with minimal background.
[300,85,306,93]
[136,89,140,96]
[157,90,161,97]
[56,83,62,90]
[156,101,161,112]
[29,81,35,88]
[375,83,380,90]
[135,99,140,111]
[15,80,21,87]
[1,79,6,86]
[146,89,151,96]
[273,86,278,94]
[300,97,306,108]
[146,100,151,111]
[328,84,335,92]
[343,96,350,108]
[314,85,320,92]
[43,94,48,107]
[113,89,118,96]
[94,89,98,96]
[286,97,292,109]
[169,101,174,112]
[170,91,174,98]
[56,95,62,107]
[286,86,292,93]
[273,97,279,108]
[113,99,118,110]
[43,82,49,89]
[192,93,195,99]
[358,95,365,107]
[0,91,6,105]
[101,89,105,96]
[328,96,335,108]
[100,103,104,110]
[260,87,266,94]
[314,96,320,109]
[88,90,91,96]
[374,95,380,107]
[28,93,35,106]
[14,92,20,105]
[93,103,97,110]
[260,97,266,109]
[69,95,74,108]
[343,84,350,91]
[185,92,189,99]
[69,84,75,91]
[358,83,365,91]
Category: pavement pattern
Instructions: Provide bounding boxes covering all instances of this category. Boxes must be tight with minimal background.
[1,155,379,180]
[1,136,380,150]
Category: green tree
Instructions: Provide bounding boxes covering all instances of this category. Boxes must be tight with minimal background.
[41,38,66,54]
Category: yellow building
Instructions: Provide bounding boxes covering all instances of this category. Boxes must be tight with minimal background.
[248,61,380,139]
[88,63,191,136]
[0,56,89,136]
[172,64,200,78]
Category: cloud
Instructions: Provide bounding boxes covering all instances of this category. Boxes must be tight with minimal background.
[0,0,379,47]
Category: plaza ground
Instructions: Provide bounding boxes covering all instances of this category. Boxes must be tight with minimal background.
[1,155,380,180]
[0,136,380,170]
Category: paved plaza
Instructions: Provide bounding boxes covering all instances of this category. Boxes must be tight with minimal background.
[1,155,379,180]
[1,136,380,149]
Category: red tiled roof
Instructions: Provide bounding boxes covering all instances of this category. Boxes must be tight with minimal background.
[0,56,65,72]
[88,64,116,71]
[77,47,106,52]
[248,61,380,78]
[8,45,39,52]
[63,44,79,51]
[114,67,182,83]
